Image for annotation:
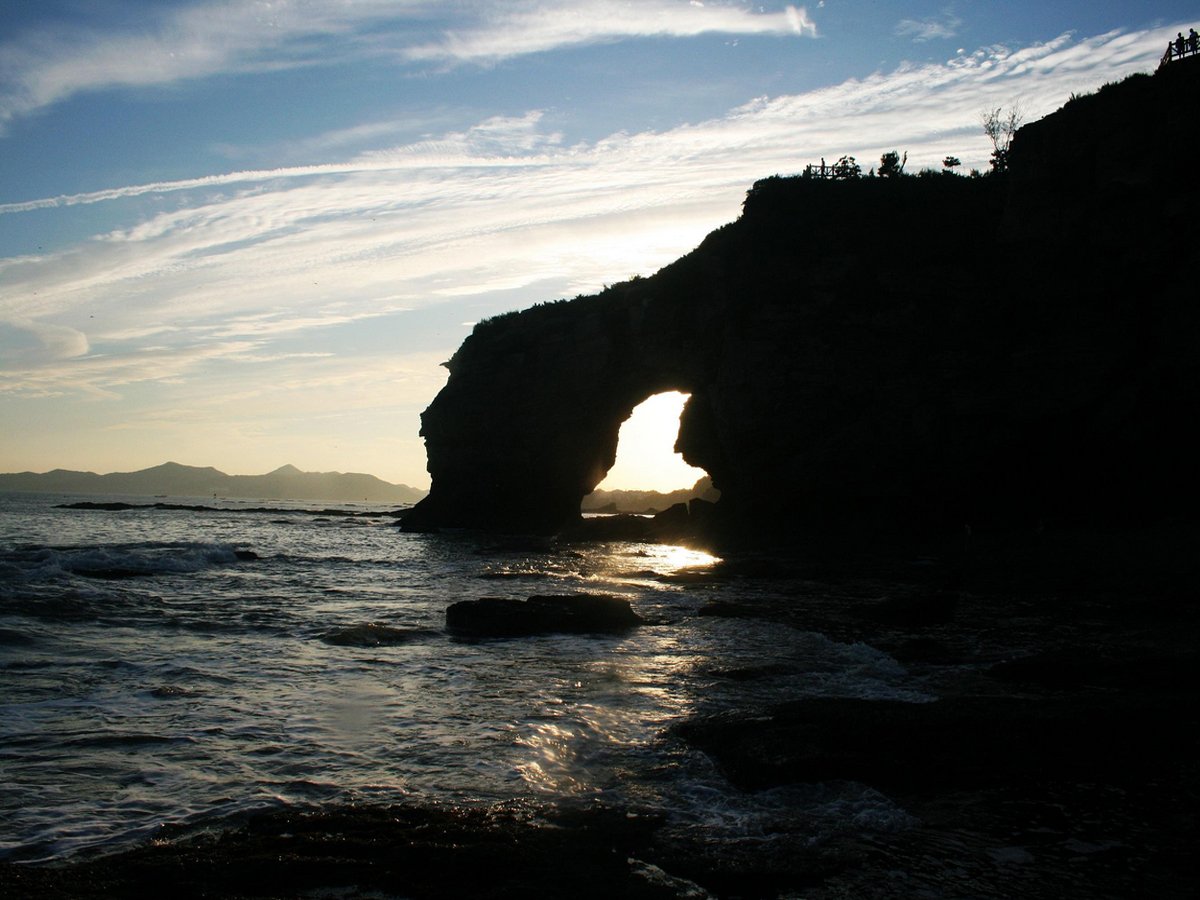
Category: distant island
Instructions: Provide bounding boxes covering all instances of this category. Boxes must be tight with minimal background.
[0,462,428,504]
[581,475,720,515]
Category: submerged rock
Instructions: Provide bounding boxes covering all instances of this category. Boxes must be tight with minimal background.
[319,623,435,647]
[866,590,959,626]
[675,693,1192,794]
[445,594,643,637]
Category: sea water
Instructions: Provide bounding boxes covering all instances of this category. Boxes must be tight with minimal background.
[0,491,922,863]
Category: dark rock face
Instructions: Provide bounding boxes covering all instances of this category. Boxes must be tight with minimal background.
[406,63,1200,539]
[445,594,643,637]
[673,692,1191,793]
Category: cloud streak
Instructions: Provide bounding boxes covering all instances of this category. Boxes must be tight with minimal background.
[0,0,816,130]
[0,21,1184,484]
[0,0,423,130]
[896,12,963,43]
[1,26,1175,399]
[403,2,817,64]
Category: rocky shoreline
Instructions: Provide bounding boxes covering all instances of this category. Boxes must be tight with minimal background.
[4,524,1196,898]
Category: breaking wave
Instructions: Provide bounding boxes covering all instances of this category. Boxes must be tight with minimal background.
[0,541,253,584]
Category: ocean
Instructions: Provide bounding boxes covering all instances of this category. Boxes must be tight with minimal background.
[0,491,923,866]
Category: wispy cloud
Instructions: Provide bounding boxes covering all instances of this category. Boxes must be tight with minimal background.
[0,26,1176,409]
[0,0,424,131]
[896,11,963,43]
[403,2,817,64]
[0,1,816,130]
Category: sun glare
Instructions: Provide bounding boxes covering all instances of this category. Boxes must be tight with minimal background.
[595,391,707,493]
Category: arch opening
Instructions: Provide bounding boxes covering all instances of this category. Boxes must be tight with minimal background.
[582,391,718,514]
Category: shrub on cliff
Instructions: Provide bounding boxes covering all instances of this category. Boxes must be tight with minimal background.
[981,104,1022,173]
[878,150,907,178]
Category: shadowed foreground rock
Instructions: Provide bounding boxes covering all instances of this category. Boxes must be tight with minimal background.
[446,593,643,637]
[0,805,684,900]
[319,623,437,647]
[674,693,1195,793]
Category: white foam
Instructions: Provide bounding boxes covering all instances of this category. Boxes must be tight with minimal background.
[0,541,245,583]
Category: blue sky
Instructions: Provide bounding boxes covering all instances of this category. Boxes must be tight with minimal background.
[1,1,1195,489]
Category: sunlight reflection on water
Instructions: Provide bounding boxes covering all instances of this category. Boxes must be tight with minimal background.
[638,543,722,572]
[1,494,923,862]
[478,542,720,589]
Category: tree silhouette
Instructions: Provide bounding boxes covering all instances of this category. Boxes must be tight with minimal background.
[879,150,907,178]
[833,155,861,179]
[981,105,1022,173]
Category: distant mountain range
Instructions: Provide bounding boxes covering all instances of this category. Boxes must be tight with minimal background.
[0,462,428,504]
[582,476,720,514]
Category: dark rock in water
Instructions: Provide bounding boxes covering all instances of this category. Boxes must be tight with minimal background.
[0,628,34,646]
[986,650,1199,691]
[404,63,1200,542]
[56,501,139,511]
[888,636,959,664]
[472,537,557,555]
[657,568,722,586]
[562,514,657,543]
[445,594,643,637]
[696,599,762,618]
[650,502,689,532]
[73,567,147,580]
[867,590,959,626]
[0,803,689,900]
[320,623,435,647]
[706,662,798,682]
[562,503,709,545]
[675,693,1192,794]
[233,549,259,561]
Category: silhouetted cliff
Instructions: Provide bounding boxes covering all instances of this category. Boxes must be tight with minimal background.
[405,60,1200,541]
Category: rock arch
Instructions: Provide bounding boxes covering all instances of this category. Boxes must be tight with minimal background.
[403,288,723,534]
[404,66,1200,540]
[589,390,708,498]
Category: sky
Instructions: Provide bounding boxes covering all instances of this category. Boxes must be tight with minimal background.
[1,1,1195,491]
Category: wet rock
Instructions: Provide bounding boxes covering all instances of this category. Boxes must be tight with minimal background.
[0,803,682,900]
[987,650,1199,692]
[867,590,959,626]
[446,594,643,637]
[675,693,1192,794]
[0,628,34,646]
[657,568,723,586]
[73,567,147,580]
[561,514,657,543]
[887,636,959,665]
[706,662,798,682]
[559,504,711,545]
[320,623,435,647]
[650,502,690,533]
[696,599,762,618]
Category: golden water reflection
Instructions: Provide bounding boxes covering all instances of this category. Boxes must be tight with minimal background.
[477,540,720,587]
[468,538,727,796]
[637,543,721,573]
[507,553,724,795]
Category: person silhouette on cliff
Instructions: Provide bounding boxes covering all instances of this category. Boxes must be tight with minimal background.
[1175,33,1186,58]
[1189,29,1199,55]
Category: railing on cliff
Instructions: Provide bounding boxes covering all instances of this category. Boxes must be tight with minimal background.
[801,156,862,180]
[1159,30,1199,68]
